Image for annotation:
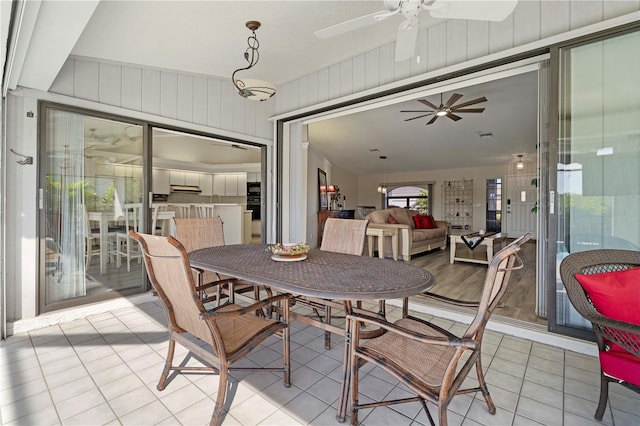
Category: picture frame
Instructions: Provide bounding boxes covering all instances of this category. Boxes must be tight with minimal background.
[318,168,328,211]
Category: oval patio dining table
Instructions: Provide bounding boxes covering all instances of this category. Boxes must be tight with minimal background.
[189,243,435,421]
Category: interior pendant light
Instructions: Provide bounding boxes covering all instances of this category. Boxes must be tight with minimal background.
[231,21,276,101]
[377,155,388,194]
[516,154,525,171]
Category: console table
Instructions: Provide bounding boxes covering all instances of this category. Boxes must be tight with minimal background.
[366,224,399,261]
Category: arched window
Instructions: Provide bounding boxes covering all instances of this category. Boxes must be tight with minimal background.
[386,185,432,214]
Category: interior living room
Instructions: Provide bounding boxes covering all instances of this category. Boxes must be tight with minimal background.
[2,2,640,424]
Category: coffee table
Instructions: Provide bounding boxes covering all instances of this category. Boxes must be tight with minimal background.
[450,232,508,265]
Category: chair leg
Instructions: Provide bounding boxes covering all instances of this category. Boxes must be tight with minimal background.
[324,305,332,350]
[210,367,228,426]
[157,338,176,391]
[595,372,609,421]
[475,355,496,414]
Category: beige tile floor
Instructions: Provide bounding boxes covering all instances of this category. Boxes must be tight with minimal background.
[1,299,640,426]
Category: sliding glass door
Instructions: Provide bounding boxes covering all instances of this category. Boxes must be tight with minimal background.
[40,104,147,311]
[550,28,640,338]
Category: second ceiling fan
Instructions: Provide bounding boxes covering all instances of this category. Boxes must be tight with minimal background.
[401,93,487,125]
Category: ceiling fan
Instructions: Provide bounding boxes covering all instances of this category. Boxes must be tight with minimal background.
[401,92,487,124]
[314,0,518,62]
[209,142,249,151]
[84,128,121,145]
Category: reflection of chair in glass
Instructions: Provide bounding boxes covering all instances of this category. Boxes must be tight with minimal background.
[113,203,143,271]
[45,237,62,278]
[82,207,101,269]
[347,234,531,426]
[129,231,291,426]
[168,204,191,218]
[560,249,640,421]
[194,204,215,218]
[173,217,260,305]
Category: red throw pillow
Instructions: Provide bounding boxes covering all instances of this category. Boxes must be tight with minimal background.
[387,214,399,224]
[575,267,640,325]
[425,214,437,228]
[412,215,435,229]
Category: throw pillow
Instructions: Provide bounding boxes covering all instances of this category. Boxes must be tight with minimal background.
[425,214,437,228]
[387,214,399,224]
[412,215,435,229]
[575,267,640,325]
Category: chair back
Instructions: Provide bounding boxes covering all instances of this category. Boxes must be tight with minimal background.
[462,233,531,340]
[194,204,216,218]
[129,231,213,346]
[123,203,144,232]
[560,249,640,356]
[320,218,369,255]
[169,204,191,218]
[174,217,225,252]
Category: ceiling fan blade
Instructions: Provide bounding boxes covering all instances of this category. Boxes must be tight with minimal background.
[404,113,435,121]
[451,96,487,109]
[428,0,518,22]
[394,19,418,62]
[450,108,485,113]
[447,113,463,121]
[443,93,463,108]
[314,10,390,39]
[417,99,439,110]
[426,115,439,125]
[400,110,433,113]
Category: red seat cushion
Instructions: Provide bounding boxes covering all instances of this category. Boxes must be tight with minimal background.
[600,346,640,385]
[574,267,640,325]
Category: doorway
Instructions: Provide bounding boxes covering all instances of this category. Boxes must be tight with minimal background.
[485,178,502,232]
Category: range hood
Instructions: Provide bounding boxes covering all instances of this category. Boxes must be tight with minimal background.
[170,184,202,193]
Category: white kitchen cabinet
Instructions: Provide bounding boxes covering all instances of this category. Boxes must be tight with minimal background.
[237,174,247,196]
[247,172,261,183]
[185,172,200,186]
[225,175,238,196]
[153,169,171,194]
[169,171,186,185]
[200,173,212,196]
[213,174,226,196]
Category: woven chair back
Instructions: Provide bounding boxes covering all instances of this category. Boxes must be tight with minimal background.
[463,233,531,339]
[321,218,368,255]
[174,217,225,252]
[129,231,213,346]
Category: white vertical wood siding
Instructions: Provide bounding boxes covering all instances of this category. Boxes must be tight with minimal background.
[48,1,638,138]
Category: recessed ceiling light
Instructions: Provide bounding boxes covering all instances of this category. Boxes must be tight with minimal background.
[478,132,493,138]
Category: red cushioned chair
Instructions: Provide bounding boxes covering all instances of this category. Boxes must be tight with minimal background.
[560,249,640,420]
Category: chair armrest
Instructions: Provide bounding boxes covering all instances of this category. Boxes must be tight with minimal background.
[199,293,292,319]
[348,311,477,349]
[195,277,238,292]
[421,291,505,309]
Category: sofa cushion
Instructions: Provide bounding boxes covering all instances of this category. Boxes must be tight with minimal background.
[413,215,436,229]
[392,208,413,227]
[367,209,389,224]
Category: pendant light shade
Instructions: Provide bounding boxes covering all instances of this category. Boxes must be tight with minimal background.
[378,155,388,194]
[231,21,276,101]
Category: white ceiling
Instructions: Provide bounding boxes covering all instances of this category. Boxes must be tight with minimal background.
[20,1,538,175]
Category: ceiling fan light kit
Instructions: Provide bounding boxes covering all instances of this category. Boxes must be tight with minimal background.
[232,21,276,102]
[314,0,518,62]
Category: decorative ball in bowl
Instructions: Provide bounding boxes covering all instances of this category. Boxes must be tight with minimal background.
[268,243,310,258]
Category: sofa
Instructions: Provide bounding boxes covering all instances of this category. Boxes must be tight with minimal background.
[365,207,448,261]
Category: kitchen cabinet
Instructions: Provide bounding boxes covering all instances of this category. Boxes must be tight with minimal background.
[170,171,185,185]
[237,174,247,196]
[199,174,212,196]
[225,175,238,196]
[213,174,226,196]
[153,169,171,194]
[185,172,200,186]
[247,172,261,183]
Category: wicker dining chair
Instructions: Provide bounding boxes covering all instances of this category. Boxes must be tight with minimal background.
[347,233,531,426]
[174,217,260,305]
[560,249,640,421]
[129,231,291,426]
[304,218,369,349]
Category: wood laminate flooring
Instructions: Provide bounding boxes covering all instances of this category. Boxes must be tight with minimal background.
[409,238,545,325]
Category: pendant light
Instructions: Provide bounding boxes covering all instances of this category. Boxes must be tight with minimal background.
[377,155,388,194]
[231,21,276,101]
[516,154,525,171]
